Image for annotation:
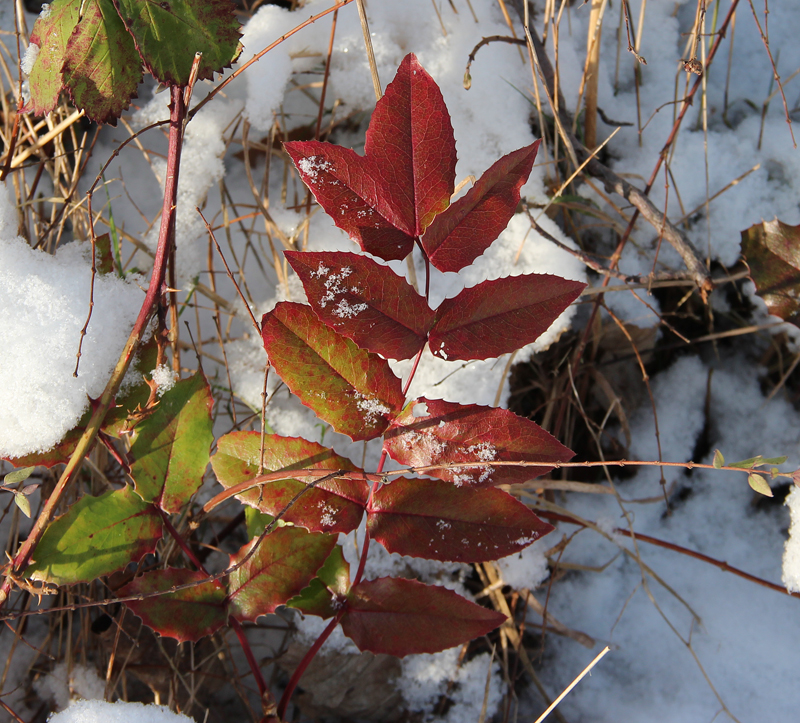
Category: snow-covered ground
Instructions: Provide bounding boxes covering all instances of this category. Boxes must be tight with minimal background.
[3,0,800,721]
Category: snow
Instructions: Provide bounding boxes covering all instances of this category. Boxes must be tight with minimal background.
[48,701,193,723]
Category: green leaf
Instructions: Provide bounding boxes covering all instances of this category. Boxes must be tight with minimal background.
[245,506,274,539]
[748,473,773,497]
[112,0,242,86]
[61,0,143,125]
[3,467,36,486]
[26,487,162,585]
[227,526,336,623]
[25,0,81,116]
[758,456,788,466]
[712,450,724,469]
[14,492,31,518]
[288,544,351,619]
[120,568,227,643]
[728,456,763,470]
[129,372,214,513]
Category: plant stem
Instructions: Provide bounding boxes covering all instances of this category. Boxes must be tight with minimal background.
[0,85,187,606]
[276,613,343,720]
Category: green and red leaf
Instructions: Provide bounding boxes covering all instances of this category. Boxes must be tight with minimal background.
[288,544,351,619]
[422,142,540,272]
[112,0,242,85]
[364,53,457,235]
[120,568,227,643]
[384,398,574,486]
[341,577,506,656]
[741,219,800,325]
[429,274,585,361]
[128,372,214,513]
[286,251,435,360]
[211,431,368,534]
[284,142,415,261]
[25,0,81,116]
[367,477,553,562]
[61,0,143,125]
[227,526,336,622]
[26,487,162,585]
[261,302,405,441]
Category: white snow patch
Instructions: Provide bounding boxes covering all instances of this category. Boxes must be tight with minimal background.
[48,700,194,723]
[783,486,800,592]
[150,364,177,397]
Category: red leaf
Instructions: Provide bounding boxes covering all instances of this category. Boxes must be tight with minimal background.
[120,569,227,643]
[261,302,405,441]
[286,251,435,360]
[364,53,457,235]
[422,142,540,272]
[211,431,368,534]
[227,526,336,623]
[429,274,585,361]
[367,477,553,562]
[384,398,574,487]
[284,141,415,261]
[341,578,505,656]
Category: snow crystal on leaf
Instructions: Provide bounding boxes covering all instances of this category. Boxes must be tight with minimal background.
[333,298,368,318]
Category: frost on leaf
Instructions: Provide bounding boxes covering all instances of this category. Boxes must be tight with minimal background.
[384,398,574,487]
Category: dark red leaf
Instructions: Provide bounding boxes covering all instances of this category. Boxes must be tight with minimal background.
[211,431,368,534]
[261,302,405,441]
[364,53,457,235]
[429,273,585,361]
[284,141,415,261]
[341,577,505,656]
[422,142,540,272]
[227,526,336,623]
[384,398,574,486]
[286,251,435,360]
[120,568,227,643]
[741,219,800,325]
[367,477,553,562]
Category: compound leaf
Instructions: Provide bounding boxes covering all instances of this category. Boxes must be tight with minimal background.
[429,273,585,361]
[120,568,227,643]
[285,142,415,261]
[261,302,404,441]
[61,0,143,125]
[112,0,242,85]
[341,577,506,657]
[128,372,214,513]
[286,251,435,360]
[422,142,540,272]
[26,487,162,585]
[384,398,574,487]
[211,431,368,534]
[367,477,553,562]
[364,53,457,235]
[227,526,336,622]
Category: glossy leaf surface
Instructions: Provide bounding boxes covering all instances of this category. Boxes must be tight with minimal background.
[422,143,539,272]
[341,577,506,656]
[26,487,161,585]
[288,544,351,619]
[286,251,435,360]
[384,398,574,486]
[128,372,214,513]
[211,431,368,534]
[25,0,80,116]
[61,0,142,124]
[121,568,227,643]
[364,53,457,235]
[261,302,405,440]
[113,0,242,85]
[227,526,336,622]
[429,273,585,361]
[741,219,800,326]
[284,142,415,261]
[367,477,553,562]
